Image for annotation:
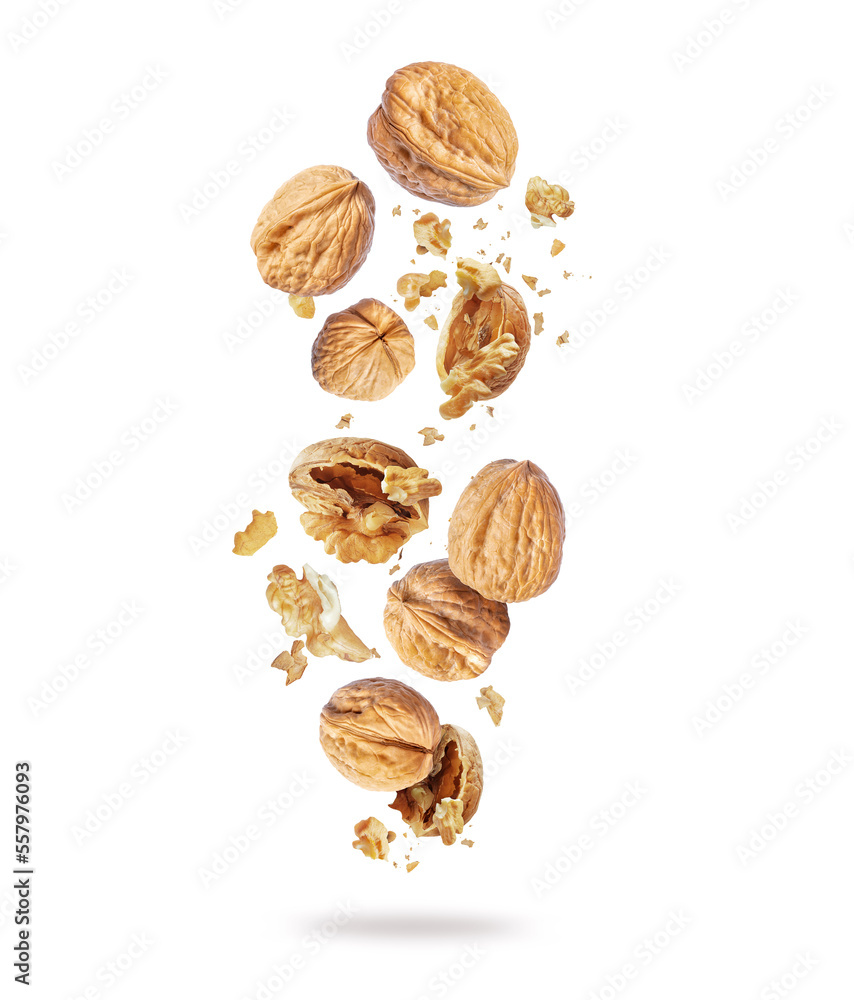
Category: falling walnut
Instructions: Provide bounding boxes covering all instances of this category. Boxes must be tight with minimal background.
[418,427,444,446]
[397,270,447,311]
[525,176,575,229]
[288,294,315,319]
[414,213,452,257]
[352,817,396,860]
[271,640,309,685]
[382,465,442,504]
[336,413,353,429]
[233,510,277,556]
[476,685,505,726]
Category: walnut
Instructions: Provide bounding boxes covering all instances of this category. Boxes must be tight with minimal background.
[382,466,442,505]
[525,176,575,229]
[390,724,483,845]
[266,564,377,661]
[436,273,530,420]
[312,299,414,402]
[476,685,505,726]
[384,559,510,681]
[232,509,277,555]
[352,817,396,860]
[319,678,441,792]
[414,213,452,257]
[289,438,430,564]
[271,640,308,685]
[448,459,565,602]
[397,271,446,311]
[456,258,501,301]
[288,294,315,319]
[418,427,444,446]
[551,239,565,257]
[250,165,375,295]
[368,62,518,207]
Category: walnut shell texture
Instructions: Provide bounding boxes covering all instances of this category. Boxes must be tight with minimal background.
[390,724,483,844]
[250,165,375,296]
[436,283,530,419]
[311,298,414,402]
[367,62,518,207]
[289,437,429,564]
[319,678,441,792]
[448,459,565,602]
[384,560,510,681]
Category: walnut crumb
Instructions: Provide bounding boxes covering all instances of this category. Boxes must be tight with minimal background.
[469,424,476,431]
[473,218,487,230]
[522,274,538,290]
[551,239,565,256]
[288,294,315,319]
[424,315,439,331]
[556,331,569,345]
[485,406,494,417]
[563,271,572,279]
[477,685,505,726]
[533,313,544,336]
[352,817,395,860]
[502,256,511,273]
[389,563,401,575]
[392,205,401,217]
[336,413,353,429]
[537,288,551,297]
[232,509,277,555]
[406,861,419,872]
[271,640,308,685]
[461,839,474,848]
[495,252,504,264]
[418,427,444,446]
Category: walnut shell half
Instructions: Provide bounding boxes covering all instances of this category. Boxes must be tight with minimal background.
[448,459,565,602]
[250,165,375,296]
[367,62,518,207]
[320,678,441,792]
[384,560,510,681]
[390,724,483,845]
[289,437,429,564]
[311,299,414,402]
[436,281,530,419]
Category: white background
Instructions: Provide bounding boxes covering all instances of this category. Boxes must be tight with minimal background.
[3,0,853,997]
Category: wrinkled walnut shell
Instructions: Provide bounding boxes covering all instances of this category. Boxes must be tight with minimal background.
[384,560,510,681]
[250,165,375,296]
[390,724,483,844]
[289,437,429,564]
[311,298,414,402]
[319,678,441,792]
[448,459,565,602]
[367,62,518,207]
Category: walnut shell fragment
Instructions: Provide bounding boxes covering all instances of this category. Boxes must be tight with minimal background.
[390,724,483,845]
[436,274,530,420]
[352,817,396,860]
[232,510,277,555]
[476,685,505,726]
[289,438,430,564]
[250,165,375,296]
[312,299,415,402]
[381,466,442,505]
[320,678,441,792]
[368,62,518,207]
[384,560,510,681]
[525,176,575,229]
[266,564,377,662]
[448,459,565,602]
[271,640,309,685]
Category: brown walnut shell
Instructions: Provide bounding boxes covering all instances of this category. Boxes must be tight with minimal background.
[250,165,375,296]
[289,437,429,564]
[319,678,441,792]
[448,459,565,602]
[311,298,414,402]
[384,560,510,681]
[367,62,518,207]
[436,282,530,419]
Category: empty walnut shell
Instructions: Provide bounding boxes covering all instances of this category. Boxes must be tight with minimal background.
[289,437,429,564]
[250,165,375,296]
[367,62,518,207]
[448,459,565,602]
[384,560,510,681]
[311,299,414,402]
[390,724,483,844]
[437,283,530,419]
[319,678,441,792]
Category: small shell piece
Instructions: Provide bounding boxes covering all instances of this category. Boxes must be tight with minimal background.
[289,437,430,564]
[312,299,414,402]
[384,560,510,681]
[320,678,441,792]
[447,459,565,602]
[250,165,375,295]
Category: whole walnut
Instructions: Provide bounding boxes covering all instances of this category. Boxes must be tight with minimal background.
[250,165,375,296]
[384,560,510,681]
[289,437,429,564]
[448,459,565,602]
[311,299,414,402]
[367,62,518,207]
[319,678,441,792]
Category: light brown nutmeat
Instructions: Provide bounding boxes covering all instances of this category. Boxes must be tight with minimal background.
[232,510,277,555]
[448,459,565,602]
[414,213,452,257]
[312,299,415,402]
[368,62,518,207]
[352,817,396,859]
[525,176,575,229]
[250,165,375,296]
[476,685,505,726]
[384,559,510,681]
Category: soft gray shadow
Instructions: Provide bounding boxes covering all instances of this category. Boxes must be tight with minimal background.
[292,913,526,939]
